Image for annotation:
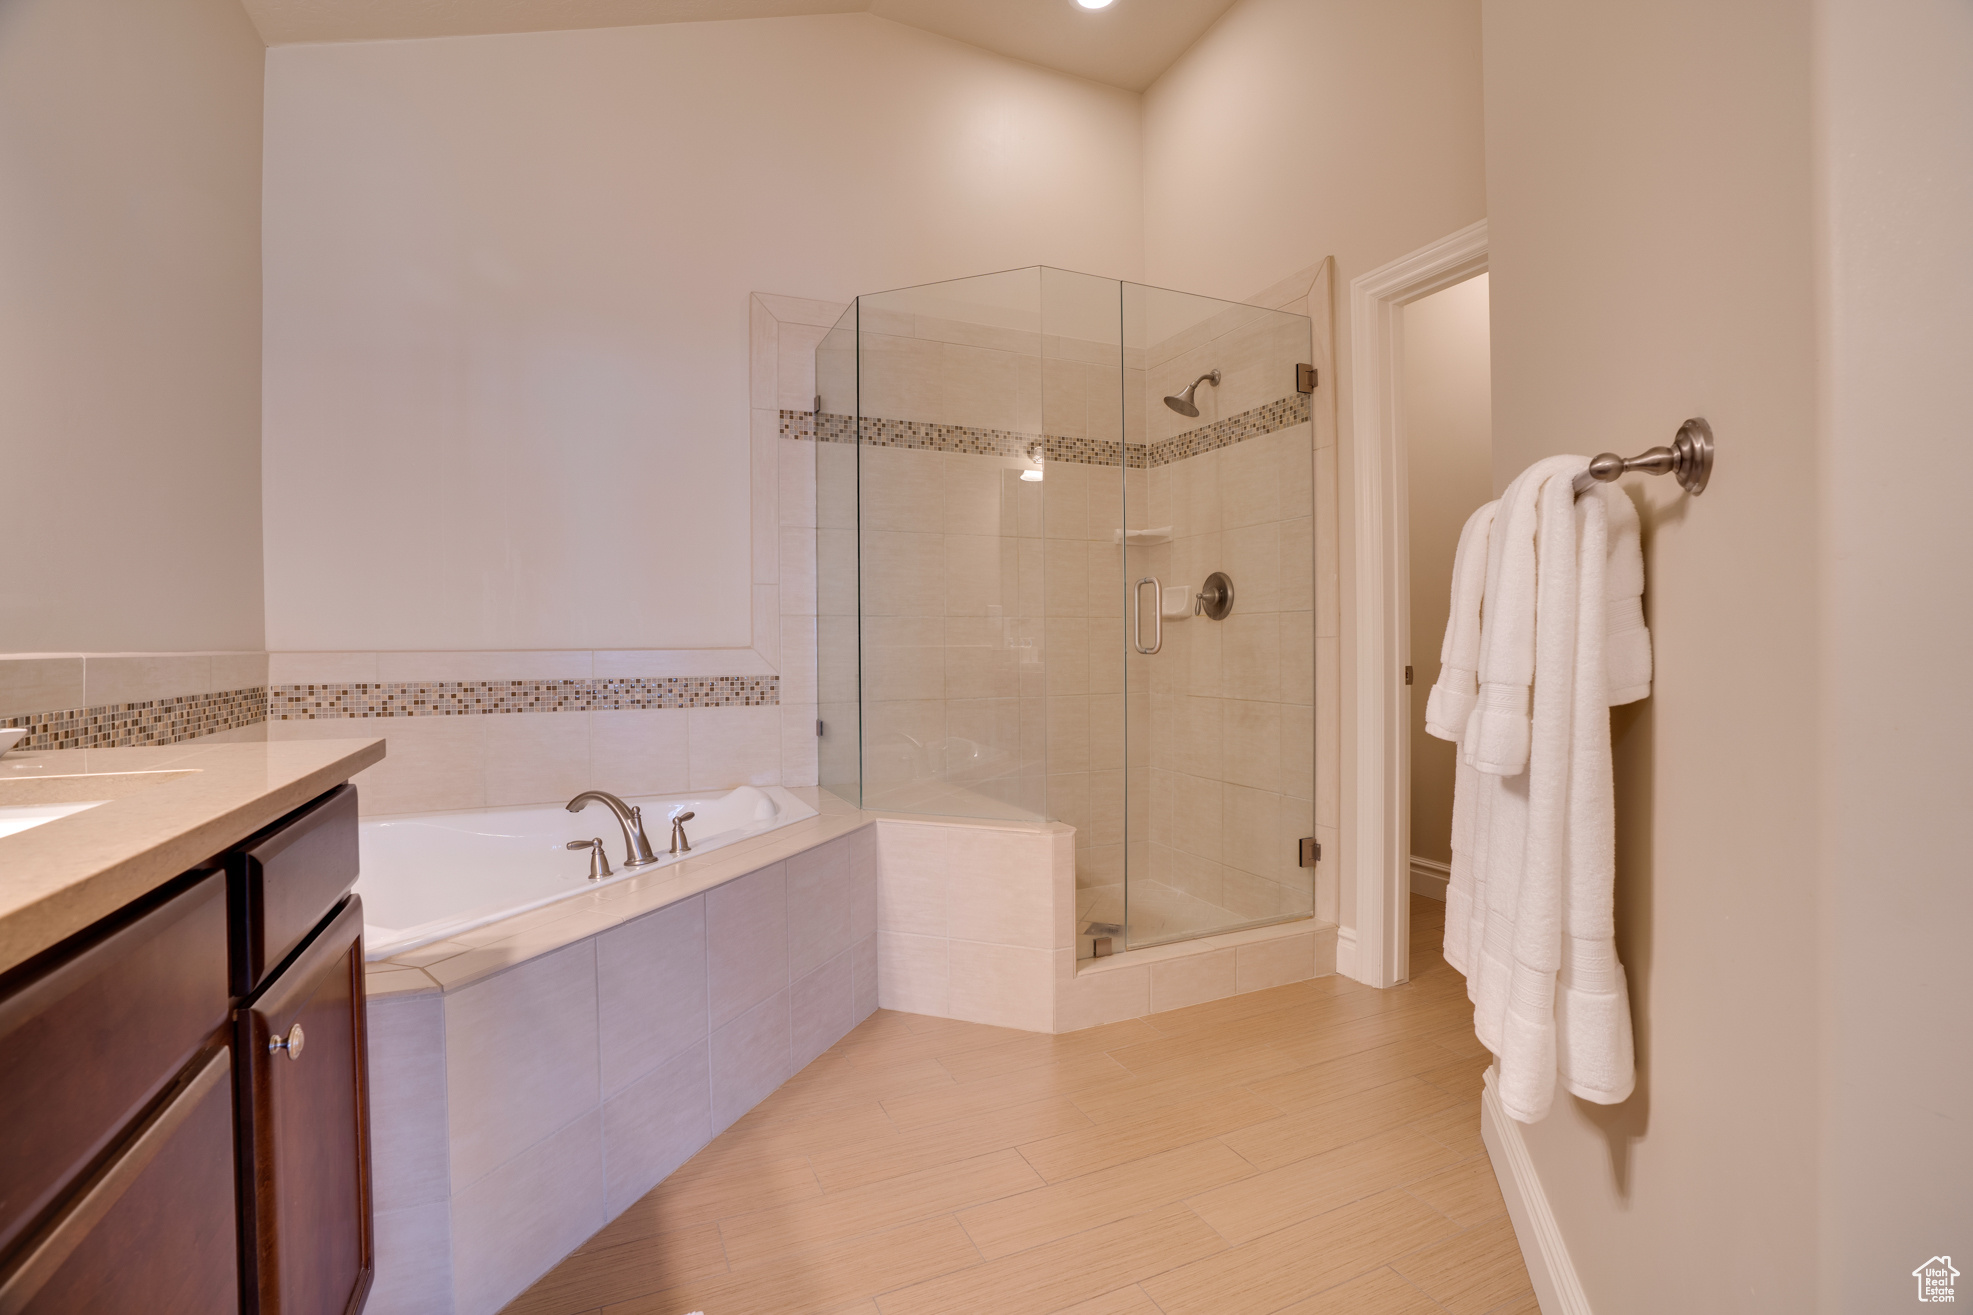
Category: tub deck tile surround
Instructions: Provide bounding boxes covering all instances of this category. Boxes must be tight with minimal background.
[364,793,1339,1315]
[494,897,1532,1315]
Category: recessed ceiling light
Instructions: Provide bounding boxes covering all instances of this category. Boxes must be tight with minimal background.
[1075,0,1116,9]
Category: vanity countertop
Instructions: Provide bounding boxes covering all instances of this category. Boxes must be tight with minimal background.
[0,737,385,977]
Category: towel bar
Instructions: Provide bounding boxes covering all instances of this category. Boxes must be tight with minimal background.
[1572,417,1714,497]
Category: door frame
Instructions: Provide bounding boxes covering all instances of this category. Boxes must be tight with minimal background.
[1345,219,1488,988]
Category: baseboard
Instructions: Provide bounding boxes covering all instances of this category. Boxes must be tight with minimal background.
[1480,1068,1594,1315]
[1409,855,1450,901]
[1334,926,1357,980]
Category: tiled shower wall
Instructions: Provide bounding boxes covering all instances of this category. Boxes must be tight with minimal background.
[1119,301,1332,932]
[774,282,1336,931]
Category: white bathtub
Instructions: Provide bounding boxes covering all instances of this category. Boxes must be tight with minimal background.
[355,784,818,959]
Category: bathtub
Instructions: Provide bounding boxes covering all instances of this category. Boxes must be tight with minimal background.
[355,784,818,959]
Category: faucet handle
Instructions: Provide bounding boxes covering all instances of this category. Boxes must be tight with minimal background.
[669,810,695,855]
[566,838,613,880]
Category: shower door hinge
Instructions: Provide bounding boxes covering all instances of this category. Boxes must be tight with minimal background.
[813,393,822,415]
[1299,837,1322,867]
[816,719,825,737]
[1296,363,1318,393]
[1404,665,1414,685]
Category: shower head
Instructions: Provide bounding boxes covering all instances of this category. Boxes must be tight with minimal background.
[1163,369,1221,418]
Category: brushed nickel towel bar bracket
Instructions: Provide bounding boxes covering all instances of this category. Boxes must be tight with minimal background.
[1573,417,1714,497]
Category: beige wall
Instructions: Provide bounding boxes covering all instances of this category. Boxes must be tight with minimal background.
[1402,274,1492,867]
[1815,0,1973,1304]
[1482,1,1823,1309]
[0,0,266,653]
[1141,0,1486,932]
[261,14,1143,655]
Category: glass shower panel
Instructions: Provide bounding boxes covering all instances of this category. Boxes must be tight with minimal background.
[815,301,861,808]
[1119,282,1316,951]
[853,268,1049,821]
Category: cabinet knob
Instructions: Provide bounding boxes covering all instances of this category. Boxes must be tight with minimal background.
[268,1023,305,1061]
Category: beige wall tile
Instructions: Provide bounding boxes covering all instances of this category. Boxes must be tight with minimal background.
[370,1200,453,1315]
[781,701,820,788]
[1223,785,1284,881]
[483,711,590,808]
[944,454,1015,537]
[601,1045,712,1218]
[367,994,451,1214]
[945,534,1018,617]
[776,320,827,412]
[1056,950,1150,1033]
[860,446,947,534]
[943,342,1023,431]
[706,862,790,1029]
[863,530,944,617]
[1236,932,1317,993]
[1219,438,1280,529]
[443,940,600,1192]
[1224,699,1282,792]
[449,1110,604,1315]
[590,709,690,798]
[710,987,793,1133]
[273,716,483,816]
[877,930,950,1015]
[877,821,947,936]
[268,651,378,685]
[781,437,820,531]
[596,896,707,1098]
[1314,445,1339,636]
[210,651,270,690]
[375,651,593,682]
[787,835,855,980]
[1222,611,1281,702]
[687,705,782,790]
[791,950,855,1067]
[949,940,1054,1033]
[83,652,211,706]
[0,655,85,717]
[1150,948,1238,1012]
[945,827,1055,951]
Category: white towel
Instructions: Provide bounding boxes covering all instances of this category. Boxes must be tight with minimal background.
[1436,462,1642,1123]
[1425,501,1497,742]
[1556,484,1636,1105]
[1463,456,1584,776]
[1603,489,1651,705]
[1426,500,1496,977]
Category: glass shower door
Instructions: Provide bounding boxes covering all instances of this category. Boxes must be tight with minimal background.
[1118,281,1317,950]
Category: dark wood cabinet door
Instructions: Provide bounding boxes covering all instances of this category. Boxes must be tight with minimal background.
[0,1045,240,1315]
[237,896,373,1315]
[0,870,230,1265]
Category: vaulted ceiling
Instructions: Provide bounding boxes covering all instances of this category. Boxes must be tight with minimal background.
[238,0,1239,91]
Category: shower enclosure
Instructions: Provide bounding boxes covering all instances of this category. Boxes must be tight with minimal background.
[813,267,1315,956]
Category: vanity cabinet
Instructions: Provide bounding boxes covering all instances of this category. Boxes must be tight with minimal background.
[237,895,373,1315]
[0,781,372,1315]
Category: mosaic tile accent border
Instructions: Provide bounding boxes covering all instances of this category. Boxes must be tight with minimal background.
[268,675,778,719]
[780,392,1310,471]
[2,687,269,752]
[1146,393,1312,466]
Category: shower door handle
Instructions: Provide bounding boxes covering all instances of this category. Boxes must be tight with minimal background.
[1133,577,1163,655]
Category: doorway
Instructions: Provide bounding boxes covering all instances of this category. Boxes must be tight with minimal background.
[1344,219,1486,987]
[1401,274,1493,909]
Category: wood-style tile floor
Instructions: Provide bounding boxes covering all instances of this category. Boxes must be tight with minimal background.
[502,896,1534,1315]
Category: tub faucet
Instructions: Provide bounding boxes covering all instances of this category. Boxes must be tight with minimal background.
[566,790,660,868]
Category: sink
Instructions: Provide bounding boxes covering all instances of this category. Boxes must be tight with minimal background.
[0,800,108,839]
